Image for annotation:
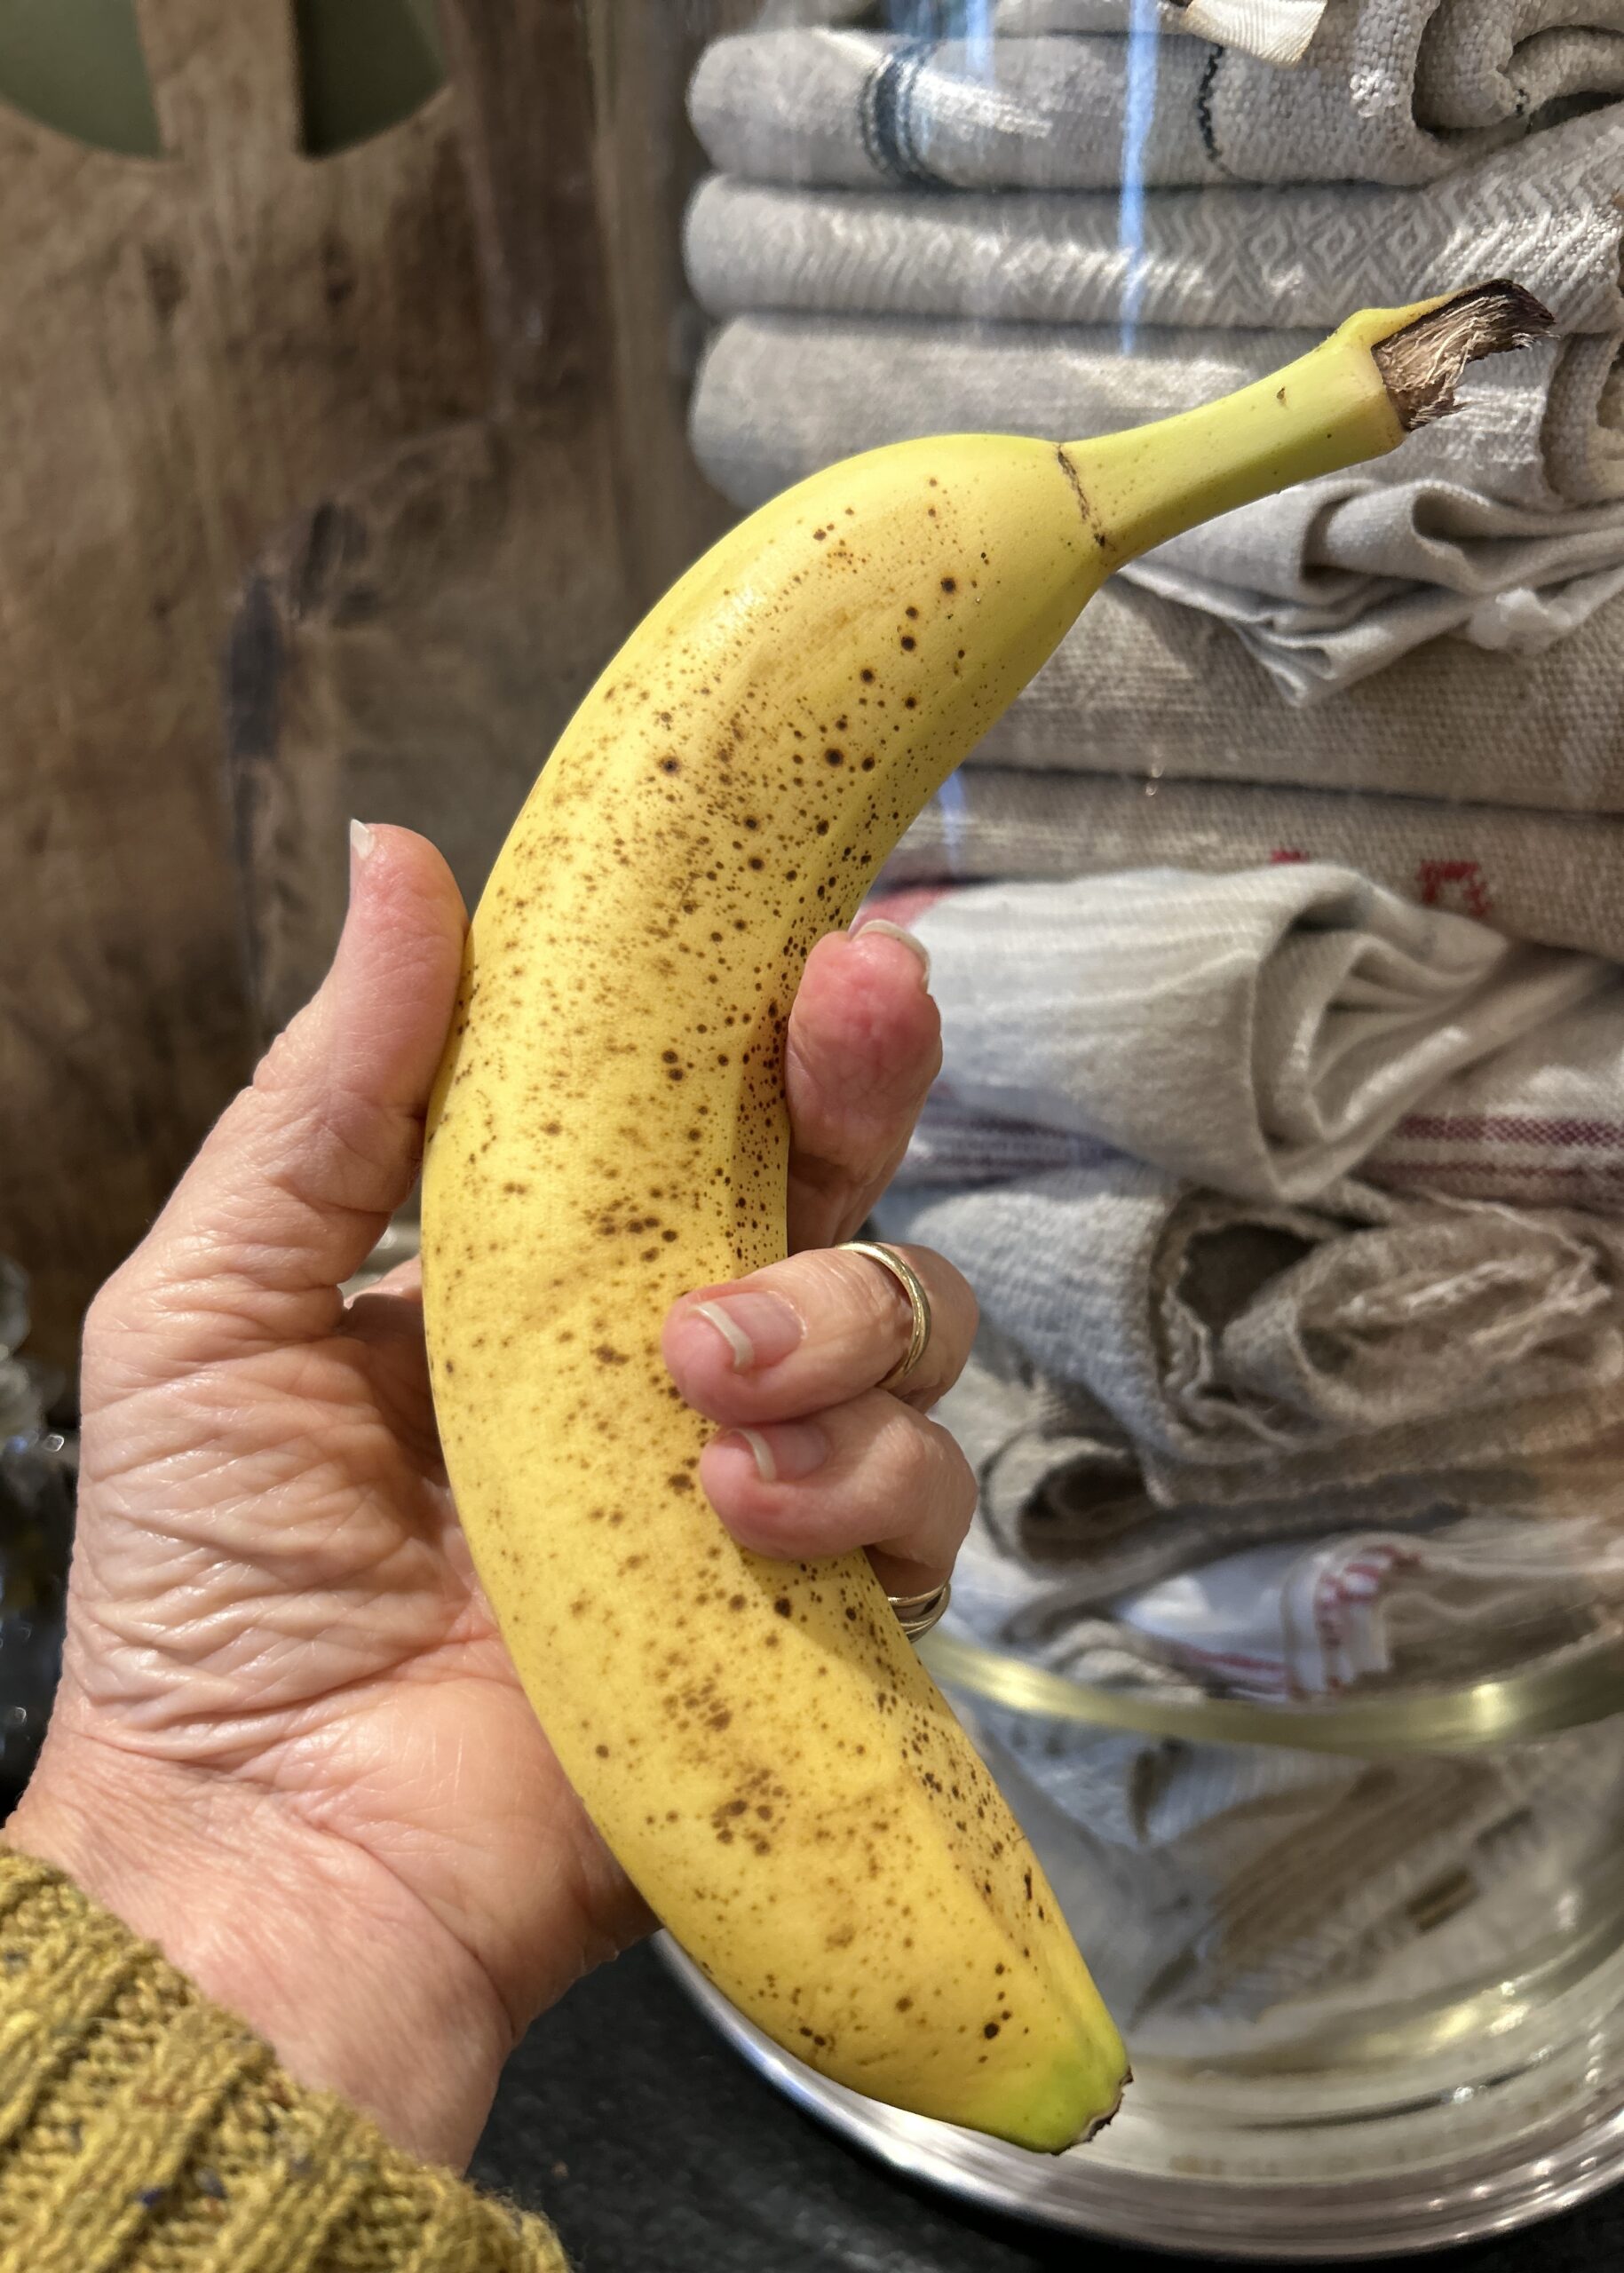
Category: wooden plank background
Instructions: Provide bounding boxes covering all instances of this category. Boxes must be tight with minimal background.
[0,0,745,1365]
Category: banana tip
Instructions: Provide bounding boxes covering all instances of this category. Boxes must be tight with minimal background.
[1073,2064,1133,2152]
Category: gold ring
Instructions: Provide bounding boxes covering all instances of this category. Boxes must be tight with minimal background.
[887,1580,952,1642]
[837,1239,932,1393]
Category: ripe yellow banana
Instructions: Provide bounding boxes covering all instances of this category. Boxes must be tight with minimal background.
[423,285,1544,2151]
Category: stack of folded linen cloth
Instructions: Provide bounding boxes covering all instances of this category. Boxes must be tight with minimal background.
[853,863,1624,2028]
[686,3,1624,701]
[685,3,1624,952]
[684,5,1624,2025]
[864,865,1624,1515]
[870,867,1624,1208]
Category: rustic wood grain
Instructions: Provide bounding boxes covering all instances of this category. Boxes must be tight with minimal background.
[0,1,490,1363]
[230,1,754,1041]
[230,403,637,1041]
[230,0,636,1043]
[0,0,755,1354]
[586,0,750,605]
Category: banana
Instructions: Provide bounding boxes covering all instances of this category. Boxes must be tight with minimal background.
[422,286,1546,2152]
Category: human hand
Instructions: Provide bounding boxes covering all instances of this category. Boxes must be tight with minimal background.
[6,826,978,2167]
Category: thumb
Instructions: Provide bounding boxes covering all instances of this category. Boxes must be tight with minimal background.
[107,823,466,1350]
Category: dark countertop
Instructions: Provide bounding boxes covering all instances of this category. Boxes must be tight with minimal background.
[473,1939,1620,2273]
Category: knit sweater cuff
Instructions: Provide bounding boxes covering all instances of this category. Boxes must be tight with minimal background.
[0,1845,567,2272]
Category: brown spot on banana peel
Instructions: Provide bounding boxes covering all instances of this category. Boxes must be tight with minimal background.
[1054,444,1110,550]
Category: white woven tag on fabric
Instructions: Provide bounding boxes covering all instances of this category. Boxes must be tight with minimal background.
[1177,0,1326,65]
[767,0,1332,59]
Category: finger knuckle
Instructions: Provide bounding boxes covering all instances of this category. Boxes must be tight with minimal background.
[856,1253,918,1344]
[948,1447,980,1525]
[840,1246,904,1319]
[796,1247,905,1358]
[908,1414,972,1511]
[250,1018,314,1108]
[921,1407,966,1469]
[909,1243,977,1338]
[870,1404,939,1496]
[83,1251,165,1342]
[81,1280,125,1354]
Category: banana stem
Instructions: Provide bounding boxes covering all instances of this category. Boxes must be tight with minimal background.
[1066,280,1553,573]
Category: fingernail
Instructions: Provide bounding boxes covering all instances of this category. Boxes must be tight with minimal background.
[692,1292,804,1372]
[349,818,377,865]
[852,917,931,988]
[720,1421,828,1483]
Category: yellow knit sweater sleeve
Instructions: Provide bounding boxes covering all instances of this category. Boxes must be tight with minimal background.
[0,1847,569,2273]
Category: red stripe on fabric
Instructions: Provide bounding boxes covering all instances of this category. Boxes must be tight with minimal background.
[1394,1113,1624,1147]
[1158,1645,1287,1675]
[1373,1160,1624,1186]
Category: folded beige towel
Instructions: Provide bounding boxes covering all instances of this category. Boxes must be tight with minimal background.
[883,765,1624,962]
[963,578,1624,815]
[686,115,1624,337]
[691,20,1624,188]
[866,867,1611,1204]
[880,1163,1624,1506]
[692,312,1624,696]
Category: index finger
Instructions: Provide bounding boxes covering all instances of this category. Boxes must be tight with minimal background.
[783,920,941,1253]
